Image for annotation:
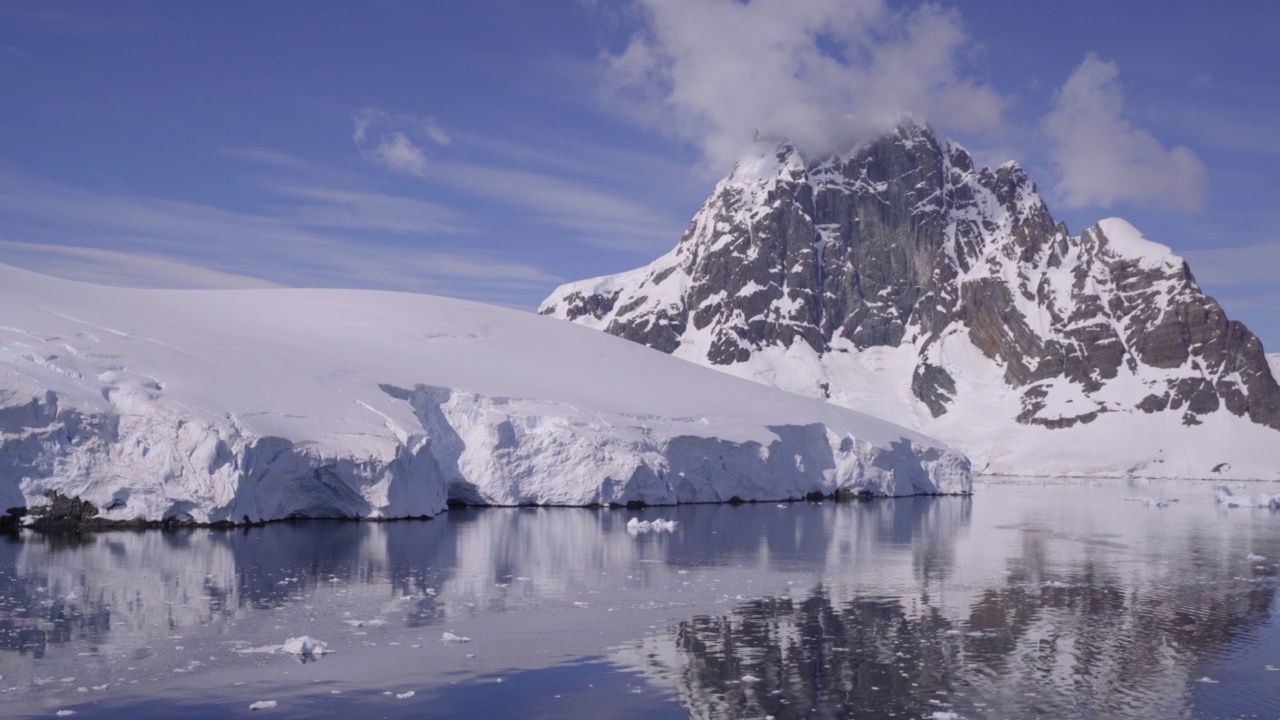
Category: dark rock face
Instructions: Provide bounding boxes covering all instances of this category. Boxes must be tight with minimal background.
[542,122,1280,433]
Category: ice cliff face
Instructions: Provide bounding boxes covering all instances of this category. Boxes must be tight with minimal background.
[542,123,1280,479]
[0,264,969,523]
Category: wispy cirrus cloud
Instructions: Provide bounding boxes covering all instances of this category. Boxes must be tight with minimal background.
[266,185,467,235]
[423,160,683,251]
[0,239,282,289]
[0,165,558,300]
[1044,55,1208,210]
[348,112,691,252]
[219,146,313,170]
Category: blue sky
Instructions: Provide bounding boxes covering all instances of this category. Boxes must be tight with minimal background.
[2,1,1278,347]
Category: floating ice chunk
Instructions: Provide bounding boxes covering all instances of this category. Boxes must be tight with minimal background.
[1247,553,1267,562]
[441,632,471,644]
[280,637,332,656]
[627,517,677,534]
[930,713,959,720]
[1216,485,1238,506]
[249,700,278,710]
[396,691,415,700]
[741,674,761,683]
[1216,485,1279,509]
[56,712,75,717]
[1195,676,1220,684]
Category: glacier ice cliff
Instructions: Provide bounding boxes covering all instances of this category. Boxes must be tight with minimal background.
[0,264,969,523]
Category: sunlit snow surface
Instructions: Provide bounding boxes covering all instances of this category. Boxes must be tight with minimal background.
[3,481,1280,718]
[0,263,967,523]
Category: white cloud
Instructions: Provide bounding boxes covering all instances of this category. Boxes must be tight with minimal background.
[601,0,1005,170]
[1044,54,1207,210]
[423,120,451,147]
[369,131,428,176]
[352,108,451,176]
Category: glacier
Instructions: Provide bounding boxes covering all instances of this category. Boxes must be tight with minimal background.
[0,263,969,524]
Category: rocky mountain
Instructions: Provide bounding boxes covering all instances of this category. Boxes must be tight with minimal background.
[541,122,1280,478]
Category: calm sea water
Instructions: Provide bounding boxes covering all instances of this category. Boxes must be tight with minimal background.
[3,478,1280,719]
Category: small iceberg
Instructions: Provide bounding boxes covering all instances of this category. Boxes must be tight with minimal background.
[249,700,278,710]
[1247,553,1267,562]
[1216,485,1279,509]
[441,632,471,644]
[627,517,678,534]
[281,636,332,657]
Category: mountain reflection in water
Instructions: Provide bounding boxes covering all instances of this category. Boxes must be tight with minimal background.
[1,480,1279,719]
[622,488,1280,719]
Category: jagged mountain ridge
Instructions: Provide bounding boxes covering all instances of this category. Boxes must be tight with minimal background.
[541,123,1280,478]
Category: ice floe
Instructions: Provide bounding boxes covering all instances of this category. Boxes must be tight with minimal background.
[627,518,678,534]
[1216,485,1279,509]
[280,636,332,656]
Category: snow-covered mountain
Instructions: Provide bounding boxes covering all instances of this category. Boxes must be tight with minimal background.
[0,263,968,524]
[542,122,1280,479]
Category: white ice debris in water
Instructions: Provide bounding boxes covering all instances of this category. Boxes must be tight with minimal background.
[441,632,471,644]
[249,700,278,710]
[396,691,416,700]
[1124,496,1173,507]
[280,636,332,656]
[930,712,960,720]
[1247,553,1267,562]
[741,674,761,683]
[1196,677,1220,684]
[627,518,678,534]
[56,712,75,717]
[1216,485,1280,509]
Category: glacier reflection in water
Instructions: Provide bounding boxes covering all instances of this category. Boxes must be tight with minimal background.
[1,479,1279,718]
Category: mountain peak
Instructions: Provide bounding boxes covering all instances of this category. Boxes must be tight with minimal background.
[543,125,1280,478]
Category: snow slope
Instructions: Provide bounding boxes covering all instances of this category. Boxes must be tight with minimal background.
[1270,354,1280,383]
[0,264,968,523]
